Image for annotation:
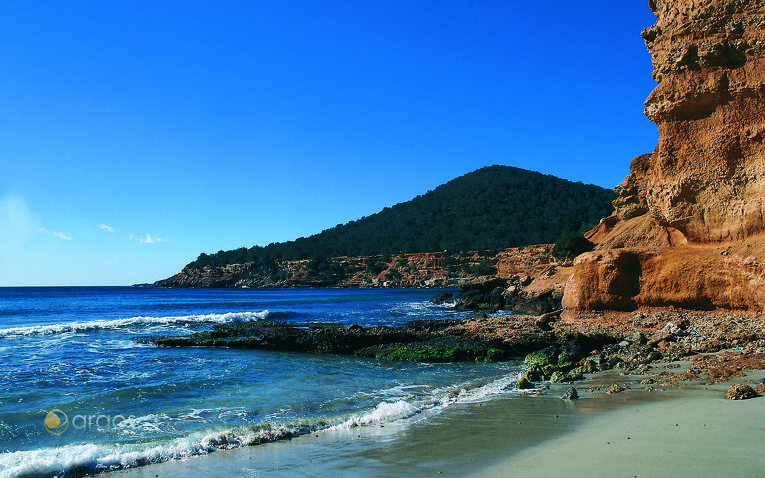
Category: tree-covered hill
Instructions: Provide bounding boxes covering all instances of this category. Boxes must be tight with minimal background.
[186,165,615,270]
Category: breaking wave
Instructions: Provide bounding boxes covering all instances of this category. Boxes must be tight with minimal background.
[0,311,270,338]
[0,371,527,478]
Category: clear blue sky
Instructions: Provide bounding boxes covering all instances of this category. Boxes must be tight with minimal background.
[1,1,659,286]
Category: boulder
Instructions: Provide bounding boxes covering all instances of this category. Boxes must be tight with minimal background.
[661,322,685,335]
[429,292,453,305]
[625,331,646,345]
[524,348,558,367]
[515,376,532,390]
[574,359,598,374]
[607,384,625,394]
[562,387,579,400]
[726,383,759,400]
[646,351,663,362]
[563,246,765,311]
[458,276,507,293]
[549,371,569,383]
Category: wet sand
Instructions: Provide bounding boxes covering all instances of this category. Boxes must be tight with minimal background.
[102,392,610,478]
[473,373,765,478]
[101,368,765,478]
[102,370,740,478]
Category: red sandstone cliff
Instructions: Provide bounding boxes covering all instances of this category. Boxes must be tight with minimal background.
[565,0,765,311]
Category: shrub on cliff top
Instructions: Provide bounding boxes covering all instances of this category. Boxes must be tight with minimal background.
[469,260,497,277]
[552,233,594,260]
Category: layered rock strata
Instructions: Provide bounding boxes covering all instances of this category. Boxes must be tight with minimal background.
[567,0,765,311]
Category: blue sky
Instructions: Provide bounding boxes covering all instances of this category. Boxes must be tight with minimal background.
[1,1,659,286]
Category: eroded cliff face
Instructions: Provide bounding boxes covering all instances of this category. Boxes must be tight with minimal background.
[566,0,765,311]
[593,0,765,247]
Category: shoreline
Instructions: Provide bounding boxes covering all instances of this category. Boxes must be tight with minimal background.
[474,371,765,477]
[97,304,765,477]
[100,364,765,478]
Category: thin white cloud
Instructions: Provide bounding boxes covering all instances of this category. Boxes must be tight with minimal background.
[130,233,166,244]
[39,228,73,241]
[99,224,115,233]
[53,231,73,241]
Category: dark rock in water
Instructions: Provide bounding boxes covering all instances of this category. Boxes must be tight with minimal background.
[556,343,582,365]
[472,311,488,319]
[562,387,578,400]
[759,378,765,385]
[515,376,532,389]
[149,318,509,363]
[147,312,630,366]
[429,292,453,305]
[524,347,558,367]
[523,365,544,381]
[453,278,510,312]
[449,273,563,315]
[458,276,507,293]
[455,289,483,310]
[508,287,562,316]
[549,371,569,383]
[576,359,598,374]
[726,384,759,400]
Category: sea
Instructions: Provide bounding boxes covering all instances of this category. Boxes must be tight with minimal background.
[0,287,526,478]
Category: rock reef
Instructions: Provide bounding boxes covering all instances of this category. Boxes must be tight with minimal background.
[145,308,765,391]
[566,0,765,311]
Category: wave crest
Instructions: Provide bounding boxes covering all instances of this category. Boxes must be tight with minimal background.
[0,370,526,478]
[0,311,269,338]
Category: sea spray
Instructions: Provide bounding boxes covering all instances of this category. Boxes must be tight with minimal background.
[0,311,270,338]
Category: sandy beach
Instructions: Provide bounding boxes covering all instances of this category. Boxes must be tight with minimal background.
[474,373,765,478]
[101,367,765,478]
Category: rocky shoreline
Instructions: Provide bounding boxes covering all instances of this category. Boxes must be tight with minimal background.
[147,305,765,398]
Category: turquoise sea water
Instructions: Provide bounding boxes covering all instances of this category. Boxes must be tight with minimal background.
[0,287,523,477]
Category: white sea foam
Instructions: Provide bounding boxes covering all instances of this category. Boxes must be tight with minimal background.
[432,371,526,407]
[446,373,524,403]
[0,421,316,478]
[330,400,420,430]
[331,371,525,431]
[0,370,526,478]
[0,311,269,338]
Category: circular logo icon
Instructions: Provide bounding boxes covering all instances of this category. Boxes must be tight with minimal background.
[44,409,68,435]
